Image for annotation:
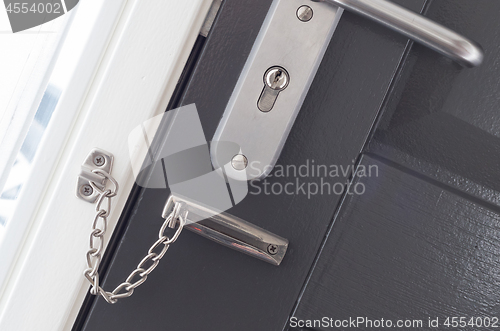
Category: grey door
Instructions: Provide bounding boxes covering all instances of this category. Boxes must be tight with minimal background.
[74,0,500,330]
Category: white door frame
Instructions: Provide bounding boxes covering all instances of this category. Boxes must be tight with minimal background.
[0,0,212,330]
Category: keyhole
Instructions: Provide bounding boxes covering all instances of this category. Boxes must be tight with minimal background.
[258,66,290,112]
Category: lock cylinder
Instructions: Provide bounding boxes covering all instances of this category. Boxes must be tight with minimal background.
[258,66,290,112]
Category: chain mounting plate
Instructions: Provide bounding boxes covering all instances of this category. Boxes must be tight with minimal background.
[76,148,114,203]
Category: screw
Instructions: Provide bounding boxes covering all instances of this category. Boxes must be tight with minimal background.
[267,244,278,255]
[81,184,94,197]
[93,155,106,167]
[264,67,290,91]
[297,5,313,22]
[231,154,248,171]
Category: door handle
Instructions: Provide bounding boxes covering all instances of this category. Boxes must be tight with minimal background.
[315,0,484,67]
[212,0,484,182]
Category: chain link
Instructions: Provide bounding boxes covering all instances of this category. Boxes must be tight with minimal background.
[84,170,185,304]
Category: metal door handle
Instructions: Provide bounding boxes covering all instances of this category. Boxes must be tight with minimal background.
[212,0,484,183]
[315,0,484,67]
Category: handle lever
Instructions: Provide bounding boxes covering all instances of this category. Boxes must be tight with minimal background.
[315,0,484,67]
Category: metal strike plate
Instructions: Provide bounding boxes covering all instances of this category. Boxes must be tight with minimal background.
[76,148,114,203]
[211,0,343,181]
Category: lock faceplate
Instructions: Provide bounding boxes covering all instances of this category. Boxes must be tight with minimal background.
[211,0,343,181]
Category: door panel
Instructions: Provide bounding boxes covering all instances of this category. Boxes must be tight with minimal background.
[75,0,500,330]
[293,156,500,330]
[367,0,500,205]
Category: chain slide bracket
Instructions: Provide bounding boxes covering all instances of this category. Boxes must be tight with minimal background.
[169,196,289,266]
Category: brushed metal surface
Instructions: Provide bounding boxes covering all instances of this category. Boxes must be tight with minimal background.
[319,0,484,67]
[211,0,343,181]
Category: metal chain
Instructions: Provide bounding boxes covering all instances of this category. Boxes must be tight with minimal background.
[83,170,185,304]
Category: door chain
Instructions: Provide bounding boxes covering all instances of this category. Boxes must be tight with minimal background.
[83,171,185,304]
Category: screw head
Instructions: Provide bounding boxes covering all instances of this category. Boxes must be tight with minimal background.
[267,244,278,255]
[264,67,290,91]
[297,5,313,22]
[231,154,248,171]
[80,184,94,197]
[93,155,106,167]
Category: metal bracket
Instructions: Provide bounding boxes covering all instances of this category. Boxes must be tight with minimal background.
[76,148,114,203]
